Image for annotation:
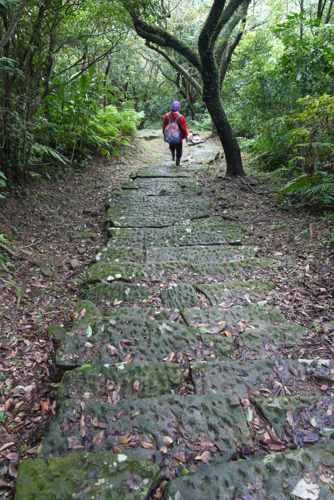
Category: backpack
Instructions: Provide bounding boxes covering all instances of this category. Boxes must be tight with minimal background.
[164,113,182,144]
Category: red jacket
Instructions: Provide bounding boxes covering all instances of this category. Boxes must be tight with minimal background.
[162,112,189,142]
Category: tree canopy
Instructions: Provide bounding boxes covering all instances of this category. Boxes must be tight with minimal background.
[0,0,333,202]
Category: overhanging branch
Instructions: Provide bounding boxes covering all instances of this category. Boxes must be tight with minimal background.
[146,42,202,95]
[131,16,202,72]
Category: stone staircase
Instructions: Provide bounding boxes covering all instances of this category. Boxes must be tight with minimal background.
[15,164,334,499]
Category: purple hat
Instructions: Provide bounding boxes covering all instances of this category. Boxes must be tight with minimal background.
[171,100,181,112]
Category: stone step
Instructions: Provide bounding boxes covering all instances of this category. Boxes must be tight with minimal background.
[83,282,150,306]
[58,362,186,405]
[133,177,200,195]
[82,279,277,312]
[41,388,334,473]
[41,393,253,466]
[56,304,306,368]
[196,279,276,306]
[160,279,276,309]
[85,256,278,285]
[181,304,306,359]
[15,451,159,500]
[131,165,191,178]
[108,217,244,247]
[167,443,334,499]
[146,245,257,264]
[160,284,200,309]
[106,195,210,228]
[58,359,334,408]
[56,307,227,368]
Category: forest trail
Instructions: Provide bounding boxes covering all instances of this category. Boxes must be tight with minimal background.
[14,137,334,499]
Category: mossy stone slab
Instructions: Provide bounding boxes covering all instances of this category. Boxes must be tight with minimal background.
[108,228,145,246]
[59,362,185,405]
[254,394,334,444]
[144,218,244,247]
[107,196,210,228]
[196,279,275,306]
[160,284,199,309]
[146,245,257,264]
[182,305,306,359]
[15,451,159,500]
[95,245,145,264]
[41,393,252,466]
[134,177,200,196]
[107,192,145,209]
[191,359,317,399]
[83,282,149,304]
[56,308,230,368]
[119,179,138,190]
[299,358,334,384]
[131,165,191,178]
[86,261,146,283]
[183,303,295,331]
[167,444,334,500]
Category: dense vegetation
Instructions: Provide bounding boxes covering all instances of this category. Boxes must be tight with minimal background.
[1,0,333,205]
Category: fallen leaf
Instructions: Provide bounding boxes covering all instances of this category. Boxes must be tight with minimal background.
[291,478,320,500]
[0,442,15,453]
[172,451,186,463]
[40,400,49,413]
[92,431,105,446]
[67,436,84,450]
[132,380,140,392]
[162,436,173,447]
[118,433,132,445]
[195,450,210,463]
[141,439,154,449]
[78,308,87,319]
[108,344,118,356]
[80,413,86,438]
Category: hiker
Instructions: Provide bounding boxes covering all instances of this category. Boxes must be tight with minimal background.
[162,101,191,166]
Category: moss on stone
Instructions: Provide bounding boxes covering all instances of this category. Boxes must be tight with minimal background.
[86,262,146,283]
[167,444,334,499]
[83,282,149,304]
[16,451,159,500]
[58,362,184,404]
[160,284,199,309]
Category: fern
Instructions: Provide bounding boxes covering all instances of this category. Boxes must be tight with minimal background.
[0,233,10,270]
[280,172,334,207]
[32,143,68,165]
[0,170,7,199]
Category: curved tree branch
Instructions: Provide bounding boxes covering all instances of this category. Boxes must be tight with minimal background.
[146,41,202,95]
[199,0,247,53]
[131,15,202,71]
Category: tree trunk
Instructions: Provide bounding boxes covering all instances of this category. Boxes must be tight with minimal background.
[201,54,244,176]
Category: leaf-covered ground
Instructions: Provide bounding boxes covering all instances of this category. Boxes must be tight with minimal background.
[0,138,163,497]
[0,133,333,498]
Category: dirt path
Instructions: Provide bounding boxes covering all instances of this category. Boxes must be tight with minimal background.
[8,135,334,498]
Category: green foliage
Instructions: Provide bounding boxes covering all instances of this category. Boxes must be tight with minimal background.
[0,233,10,270]
[0,170,7,198]
[224,6,334,209]
[84,105,143,157]
[280,172,334,207]
[250,94,334,208]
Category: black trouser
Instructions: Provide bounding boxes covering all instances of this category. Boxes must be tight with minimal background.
[169,142,183,162]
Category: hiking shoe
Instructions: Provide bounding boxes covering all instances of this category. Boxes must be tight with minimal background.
[176,159,180,167]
